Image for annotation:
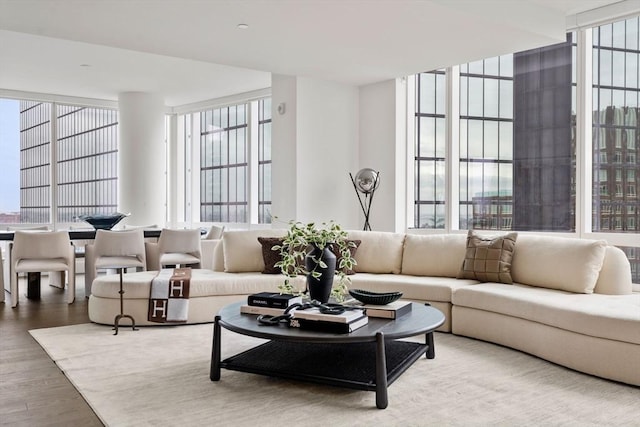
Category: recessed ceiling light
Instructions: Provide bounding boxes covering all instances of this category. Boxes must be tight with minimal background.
[237,23,249,30]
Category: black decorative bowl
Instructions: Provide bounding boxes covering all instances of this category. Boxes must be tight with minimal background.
[77,213,130,230]
[348,289,403,305]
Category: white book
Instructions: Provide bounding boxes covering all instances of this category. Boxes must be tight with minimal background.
[292,306,365,323]
[240,304,285,316]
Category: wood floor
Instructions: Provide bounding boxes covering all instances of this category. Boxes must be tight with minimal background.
[0,280,103,426]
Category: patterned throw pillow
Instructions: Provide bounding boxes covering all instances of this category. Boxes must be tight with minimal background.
[457,230,518,284]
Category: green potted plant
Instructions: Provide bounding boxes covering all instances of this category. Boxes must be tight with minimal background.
[274,220,357,302]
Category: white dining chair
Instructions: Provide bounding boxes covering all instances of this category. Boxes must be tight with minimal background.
[10,231,75,307]
[84,229,147,298]
[157,228,202,269]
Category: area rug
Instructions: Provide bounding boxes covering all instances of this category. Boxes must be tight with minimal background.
[30,323,640,427]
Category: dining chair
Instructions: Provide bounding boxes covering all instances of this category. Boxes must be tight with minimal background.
[84,229,147,298]
[9,231,76,307]
[157,228,202,269]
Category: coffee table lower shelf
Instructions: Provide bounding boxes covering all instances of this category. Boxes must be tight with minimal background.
[220,339,427,394]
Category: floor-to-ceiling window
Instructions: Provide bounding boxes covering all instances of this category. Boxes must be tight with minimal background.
[592,17,640,281]
[0,98,118,226]
[414,70,446,229]
[413,21,638,285]
[200,104,248,223]
[459,55,514,231]
[183,97,271,225]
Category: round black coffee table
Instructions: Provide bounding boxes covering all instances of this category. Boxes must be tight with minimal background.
[209,301,445,409]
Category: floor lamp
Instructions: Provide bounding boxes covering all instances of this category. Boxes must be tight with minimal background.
[350,168,380,231]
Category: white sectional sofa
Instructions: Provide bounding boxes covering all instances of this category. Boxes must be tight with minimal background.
[88,229,640,387]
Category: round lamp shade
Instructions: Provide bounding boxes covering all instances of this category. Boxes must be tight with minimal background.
[354,168,380,194]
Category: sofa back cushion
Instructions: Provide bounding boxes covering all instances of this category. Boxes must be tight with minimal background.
[593,245,633,294]
[347,231,405,274]
[511,235,607,293]
[401,234,467,277]
[222,229,285,273]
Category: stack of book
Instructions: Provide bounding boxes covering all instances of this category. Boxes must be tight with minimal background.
[240,292,301,316]
[290,307,368,333]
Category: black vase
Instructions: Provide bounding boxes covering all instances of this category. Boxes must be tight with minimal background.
[305,244,336,303]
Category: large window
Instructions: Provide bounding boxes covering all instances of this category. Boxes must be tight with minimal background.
[0,98,118,225]
[200,104,248,223]
[193,97,272,225]
[414,22,638,284]
[592,17,640,234]
[459,56,514,230]
[56,104,118,221]
[414,70,446,228]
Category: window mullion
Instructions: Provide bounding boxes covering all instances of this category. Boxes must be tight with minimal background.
[576,28,594,238]
[446,66,460,232]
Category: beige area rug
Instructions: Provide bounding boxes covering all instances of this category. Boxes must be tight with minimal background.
[30,323,640,427]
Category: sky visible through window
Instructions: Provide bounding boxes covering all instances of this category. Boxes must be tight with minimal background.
[0,99,20,213]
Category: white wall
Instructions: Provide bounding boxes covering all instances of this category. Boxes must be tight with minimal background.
[271,75,360,229]
[358,78,407,232]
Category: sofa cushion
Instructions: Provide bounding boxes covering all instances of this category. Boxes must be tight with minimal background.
[453,282,640,345]
[222,229,285,273]
[401,233,467,277]
[457,230,517,284]
[511,235,607,293]
[349,273,476,302]
[348,231,405,274]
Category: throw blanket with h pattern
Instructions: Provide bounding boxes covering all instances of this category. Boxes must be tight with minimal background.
[148,268,191,323]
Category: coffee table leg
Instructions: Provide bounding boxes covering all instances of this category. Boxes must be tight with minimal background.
[375,332,388,409]
[210,315,222,381]
[426,331,435,359]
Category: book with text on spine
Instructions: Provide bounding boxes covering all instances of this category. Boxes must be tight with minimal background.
[289,315,368,334]
[247,292,302,309]
[361,300,412,319]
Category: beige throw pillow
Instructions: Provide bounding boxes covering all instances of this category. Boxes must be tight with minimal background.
[457,230,518,284]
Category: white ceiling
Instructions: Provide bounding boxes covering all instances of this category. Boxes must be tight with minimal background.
[0,0,628,107]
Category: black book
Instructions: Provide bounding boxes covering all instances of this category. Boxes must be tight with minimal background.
[247,292,302,309]
[289,315,368,334]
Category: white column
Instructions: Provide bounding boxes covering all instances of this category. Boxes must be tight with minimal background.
[118,92,166,227]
